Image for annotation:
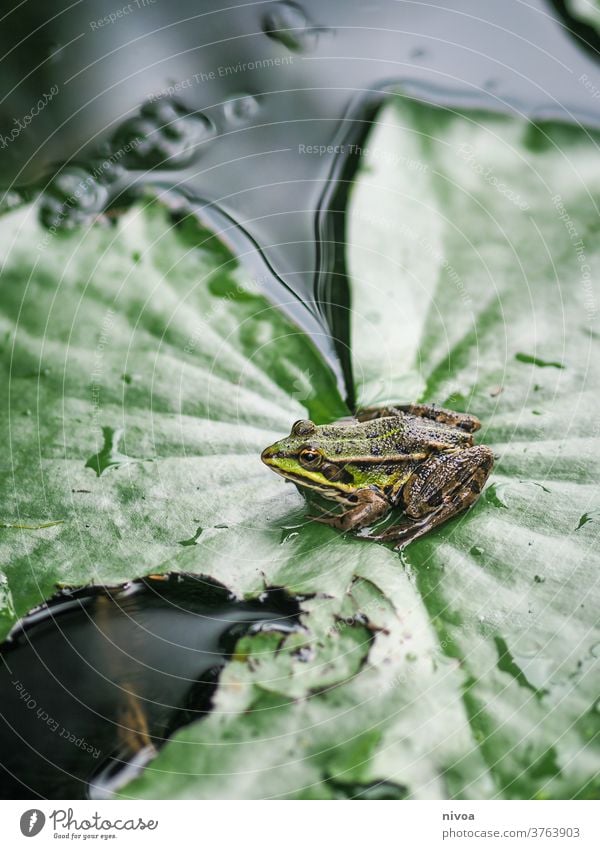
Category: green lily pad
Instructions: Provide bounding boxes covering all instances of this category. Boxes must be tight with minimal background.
[1,94,599,800]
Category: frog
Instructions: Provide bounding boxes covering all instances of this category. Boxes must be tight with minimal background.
[261,403,494,548]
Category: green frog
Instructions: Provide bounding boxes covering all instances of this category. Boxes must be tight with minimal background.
[261,403,494,548]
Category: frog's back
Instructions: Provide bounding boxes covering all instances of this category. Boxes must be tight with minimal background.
[320,414,471,462]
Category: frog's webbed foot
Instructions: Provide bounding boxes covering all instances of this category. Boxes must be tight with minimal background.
[373,445,494,549]
[309,487,389,532]
[356,402,481,433]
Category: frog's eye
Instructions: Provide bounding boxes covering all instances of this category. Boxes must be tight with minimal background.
[299,447,323,469]
[292,419,316,437]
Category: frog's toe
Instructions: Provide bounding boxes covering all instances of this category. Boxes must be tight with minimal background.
[372,520,424,546]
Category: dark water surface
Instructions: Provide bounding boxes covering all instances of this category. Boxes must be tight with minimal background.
[1,0,598,399]
[0,575,301,799]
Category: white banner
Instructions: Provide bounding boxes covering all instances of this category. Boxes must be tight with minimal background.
[0,800,598,848]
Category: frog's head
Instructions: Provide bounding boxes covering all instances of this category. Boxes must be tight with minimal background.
[261,419,356,497]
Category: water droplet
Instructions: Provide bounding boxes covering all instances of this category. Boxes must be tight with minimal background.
[512,635,545,658]
[112,99,214,169]
[280,526,301,544]
[88,150,127,185]
[262,1,324,52]
[223,94,260,125]
[39,167,109,230]
[91,141,128,187]
[470,545,484,557]
[0,189,26,214]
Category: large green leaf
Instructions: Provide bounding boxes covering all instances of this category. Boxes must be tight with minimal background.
[347,99,600,798]
[0,198,346,623]
[1,95,599,800]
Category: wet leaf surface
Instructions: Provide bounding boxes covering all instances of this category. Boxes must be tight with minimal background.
[1,98,599,799]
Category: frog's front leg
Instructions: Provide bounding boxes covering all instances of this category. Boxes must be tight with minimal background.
[356,403,481,433]
[310,487,390,532]
[373,445,494,548]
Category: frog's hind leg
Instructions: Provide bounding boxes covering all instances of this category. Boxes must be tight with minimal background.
[356,403,481,433]
[373,445,494,548]
[401,403,481,433]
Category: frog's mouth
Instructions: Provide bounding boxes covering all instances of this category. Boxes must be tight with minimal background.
[261,448,351,500]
